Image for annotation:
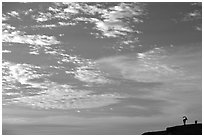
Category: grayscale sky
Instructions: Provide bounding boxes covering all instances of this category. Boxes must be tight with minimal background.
[2,2,202,135]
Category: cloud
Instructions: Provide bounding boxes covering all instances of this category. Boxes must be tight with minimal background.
[4,9,32,21]
[2,61,47,101]
[32,12,52,22]
[30,2,145,44]
[2,14,10,21]
[2,23,16,32]
[3,62,47,88]
[24,22,75,30]
[195,25,202,31]
[58,21,76,26]
[74,65,111,84]
[12,87,124,110]
[96,47,182,83]
[64,6,79,14]
[84,3,145,39]
[30,24,57,29]
[7,11,20,19]
[48,6,60,13]
[3,8,36,23]
[3,2,146,48]
[2,45,122,110]
[95,3,144,38]
[95,45,201,118]
[2,50,12,53]
[3,31,60,46]
[22,8,34,15]
[181,2,202,31]
[4,62,123,109]
[3,22,60,46]
[183,10,201,21]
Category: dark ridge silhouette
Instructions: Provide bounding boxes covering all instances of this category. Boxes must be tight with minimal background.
[142,123,202,135]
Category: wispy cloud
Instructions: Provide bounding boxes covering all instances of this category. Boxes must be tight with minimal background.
[2,45,121,110]
[4,61,124,109]
[7,11,20,19]
[3,31,60,46]
[28,24,57,29]
[74,65,111,84]
[96,3,144,38]
[59,2,145,39]
[2,23,60,46]
[95,45,201,118]
[12,87,124,110]
[97,47,183,83]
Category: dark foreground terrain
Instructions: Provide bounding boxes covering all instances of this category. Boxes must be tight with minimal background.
[142,123,202,135]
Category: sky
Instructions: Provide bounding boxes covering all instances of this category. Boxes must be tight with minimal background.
[2,2,202,135]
